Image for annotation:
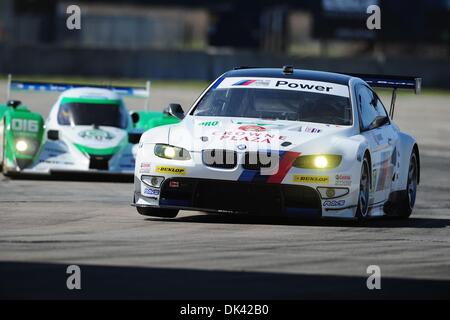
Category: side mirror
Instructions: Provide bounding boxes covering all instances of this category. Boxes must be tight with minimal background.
[130,112,140,125]
[163,106,170,116]
[165,103,185,120]
[7,100,22,109]
[369,116,389,130]
[128,132,142,144]
[47,130,59,140]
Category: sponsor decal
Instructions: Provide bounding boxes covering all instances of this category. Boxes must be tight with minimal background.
[375,151,393,191]
[275,80,333,92]
[238,125,266,132]
[79,129,114,141]
[293,175,329,184]
[301,126,322,133]
[143,187,160,197]
[212,130,286,144]
[335,174,352,186]
[233,79,270,87]
[323,200,345,207]
[235,121,285,129]
[139,162,151,173]
[198,121,220,127]
[155,166,186,175]
[216,77,350,97]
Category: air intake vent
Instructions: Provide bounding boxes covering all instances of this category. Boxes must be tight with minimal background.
[89,155,112,170]
[242,152,278,171]
[202,149,237,169]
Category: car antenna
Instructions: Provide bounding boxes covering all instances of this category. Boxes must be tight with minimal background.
[282,65,294,74]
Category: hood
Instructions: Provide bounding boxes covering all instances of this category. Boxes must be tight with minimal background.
[60,125,127,156]
[168,117,354,153]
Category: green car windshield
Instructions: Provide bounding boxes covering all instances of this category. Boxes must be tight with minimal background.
[57,101,128,129]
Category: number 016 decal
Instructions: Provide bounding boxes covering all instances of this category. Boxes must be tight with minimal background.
[11,119,39,133]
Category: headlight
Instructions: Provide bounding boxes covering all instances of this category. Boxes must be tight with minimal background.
[314,156,328,168]
[154,144,191,160]
[293,155,342,169]
[15,140,28,152]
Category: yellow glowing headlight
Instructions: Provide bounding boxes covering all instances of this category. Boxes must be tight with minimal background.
[314,156,328,168]
[163,147,176,159]
[293,154,342,169]
[16,140,28,152]
[154,144,191,160]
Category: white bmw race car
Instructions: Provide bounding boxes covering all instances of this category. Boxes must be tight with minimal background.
[133,66,421,220]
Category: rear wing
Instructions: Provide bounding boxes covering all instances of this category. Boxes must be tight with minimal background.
[5,74,152,110]
[348,73,422,119]
[349,73,421,94]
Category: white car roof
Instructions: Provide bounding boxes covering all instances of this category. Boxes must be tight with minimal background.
[59,87,122,101]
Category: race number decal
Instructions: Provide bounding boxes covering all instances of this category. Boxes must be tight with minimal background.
[11,119,39,133]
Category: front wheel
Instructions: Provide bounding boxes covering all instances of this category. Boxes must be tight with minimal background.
[136,206,179,218]
[355,157,370,220]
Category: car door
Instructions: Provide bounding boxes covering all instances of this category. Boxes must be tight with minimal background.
[356,84,398,205]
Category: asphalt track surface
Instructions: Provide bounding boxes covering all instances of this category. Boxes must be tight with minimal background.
[0,82,449,299]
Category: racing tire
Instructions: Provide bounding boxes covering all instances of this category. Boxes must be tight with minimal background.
[137,206,179,218]
[1,123,7,175]
[0,141,3,172]
[387,151,418,219]
[1,142,12,176]
[355,156,370,221]
[0,120,4,172]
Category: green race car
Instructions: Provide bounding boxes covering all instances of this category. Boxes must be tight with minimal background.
[0,78,179,176]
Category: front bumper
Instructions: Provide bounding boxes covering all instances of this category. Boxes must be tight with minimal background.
[134,145,360,219]
[134,177,358,218]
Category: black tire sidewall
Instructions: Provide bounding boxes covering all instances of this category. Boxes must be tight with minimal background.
[398,152,417,218]
[356,157,370,220]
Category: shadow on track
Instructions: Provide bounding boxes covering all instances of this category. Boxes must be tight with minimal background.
[3,172,133,183]
[146,214,450,229]
[1,261,449,299]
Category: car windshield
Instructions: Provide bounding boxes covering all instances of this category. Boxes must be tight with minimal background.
[193,81,352,125]
[57,101,128,129]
